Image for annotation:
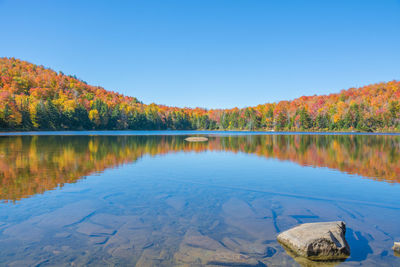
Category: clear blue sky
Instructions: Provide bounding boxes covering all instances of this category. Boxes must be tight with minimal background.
[1,0,399,109]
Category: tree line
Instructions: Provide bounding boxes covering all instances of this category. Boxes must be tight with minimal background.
[1,57,399,132]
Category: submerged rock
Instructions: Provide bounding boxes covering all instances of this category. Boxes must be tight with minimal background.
[277,221,350,260]
[280,244,346,267]
[221,237,273,257]
[174,229,262,266]
[184,136,208,142]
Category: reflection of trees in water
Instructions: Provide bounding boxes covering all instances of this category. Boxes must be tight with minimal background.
[0,135,399,202]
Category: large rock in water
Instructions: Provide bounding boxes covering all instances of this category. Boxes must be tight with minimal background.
[393,242,400,255]
[277,221,350,260]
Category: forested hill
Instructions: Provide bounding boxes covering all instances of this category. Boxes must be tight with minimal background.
[0,57,399,132]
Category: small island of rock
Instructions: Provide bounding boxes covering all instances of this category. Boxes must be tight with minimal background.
[184,137,209,142]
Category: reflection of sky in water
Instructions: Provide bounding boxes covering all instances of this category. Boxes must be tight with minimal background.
[152,152,400,207]
[1,148,400,266]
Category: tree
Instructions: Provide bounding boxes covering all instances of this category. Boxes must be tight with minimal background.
[89,109,100,127]
[275,111,288,130]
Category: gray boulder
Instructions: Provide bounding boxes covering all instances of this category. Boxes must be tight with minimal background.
[393,242,400,255]
[184,136,208,142]
[277,221,350,260]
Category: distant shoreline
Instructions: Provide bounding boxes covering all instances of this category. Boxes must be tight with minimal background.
[1,130,399,136]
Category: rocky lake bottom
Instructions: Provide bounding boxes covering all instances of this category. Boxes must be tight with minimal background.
[0,133,399,266]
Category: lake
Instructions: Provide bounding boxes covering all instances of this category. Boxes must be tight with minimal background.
[0,132,399,266]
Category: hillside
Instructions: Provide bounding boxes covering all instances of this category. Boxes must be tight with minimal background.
[0,57,399,131]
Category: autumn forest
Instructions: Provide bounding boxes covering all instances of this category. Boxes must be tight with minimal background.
[0,57,399,132]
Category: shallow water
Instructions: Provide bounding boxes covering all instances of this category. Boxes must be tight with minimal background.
[0,133,399,266]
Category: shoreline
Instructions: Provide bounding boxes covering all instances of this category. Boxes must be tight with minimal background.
[1,129,400,136]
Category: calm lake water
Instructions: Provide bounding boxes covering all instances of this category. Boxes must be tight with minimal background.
[0,132,399,266]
